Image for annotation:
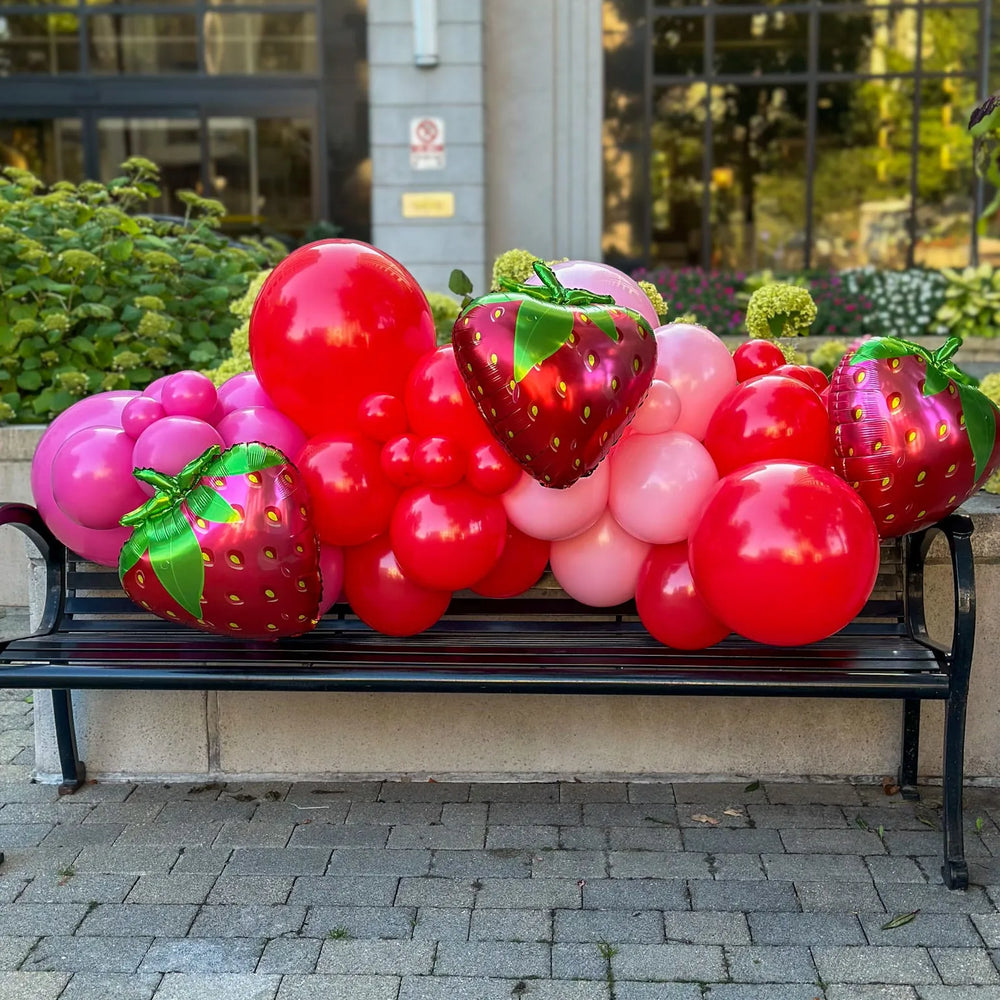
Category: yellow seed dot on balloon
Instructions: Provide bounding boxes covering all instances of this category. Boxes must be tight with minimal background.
[282,471,294,485]
[574,458,581,467]
[140,600,151,610]
[213,477,225,488]
[885,513,895,522]
[490,408,497,417]
[949,494,957,504]
[299,506,307,517]
[267,510,279,522]
[508,430,514,438]
[881,477,890,487]
[263,547,275,559]
[195,517,207,530]
[524,453,532,461]
[939,422,948,437]
[852,482,860,489]
[568,332,578,345]
[907,430,917,443]
[490,353,498,365]
[464,317,470,326]
[559,381,567,393]
[544,475,551,483]
[136,571,145,586]
[509,379,516,392]
[848,447,855,457]
[267,624,277,631]
[855,370,866,384]
[247,472,260,485]
[196,619,206,626]
[295,544,304,554]
[960,414,966,426]
[297,580,306,591]
[493,309,502,319]
[166,609,176,618]
[530,405,539,417]
[552,437,560,449]
[611,378,620,391]
[916,470,926,483]
[229,553,243,566]
[297,614,307,622]
[474,331,481,342]
[477,385,484,395]
[602,431,609,443]
[949,384,957,395]
[917,510,926,518]
[467,363,473,372]
[888,394,901,410]
[229,622,240,630]
[583,405,591,419]
[625,405,630,415]
[202,551,210,563]
[264,589,275,599]
[587,353,596,367]
[632,358,641,372]
[228,593,240,603]
[947,464,957,475]
[889,359,900,370]
[873,441,882,452]
[853,407,863,420]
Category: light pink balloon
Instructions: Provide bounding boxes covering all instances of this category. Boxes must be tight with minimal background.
[654,323,737,441]
[51,426,148,530]
[216,406,307,460]
[217,371,275,414]
[317,544,346,616]
[526,260,659,329]
[131,416,225,496]
[609,430,719,545]
[550,509,651,607]
[502,461,609,541]
[31,391,140,565]
[630,379,681,436]
[161,370,219,421]
[121,395,166,439]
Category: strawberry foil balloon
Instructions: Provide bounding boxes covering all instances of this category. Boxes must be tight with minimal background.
[119,443,322,639]
[452,261,656,489]
[830,335,1000,537]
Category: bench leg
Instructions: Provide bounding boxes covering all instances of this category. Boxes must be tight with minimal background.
[51,689,85,796]
[941,689,969,890]
[898,699,921,801]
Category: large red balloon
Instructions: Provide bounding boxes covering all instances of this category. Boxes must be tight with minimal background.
[732,339,785,382]
[688,461,880,646]
[470,524,550,598]
[297,433,400,546]
[635,543,730,650]
[343,534,452,636]
[390,484,507,591]
[703,375,833,478]
[249,240,436,437]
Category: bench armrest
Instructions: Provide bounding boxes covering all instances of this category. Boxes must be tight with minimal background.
[905,512,975,681]
[0,502,64,639]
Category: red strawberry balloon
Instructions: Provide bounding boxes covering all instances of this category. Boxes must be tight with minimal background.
[119,443,322,639]
[452,261,657,489]
[830,335,1000,537]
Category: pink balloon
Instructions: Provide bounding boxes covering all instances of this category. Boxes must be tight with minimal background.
[131,416,225,495]
[654,323,737,441]
[609,431,719,544]
[317,544,346,616]
[51,426,148,530]
[216,406,307,459]
[217,371,275,414]
[31,391,140,565]
[630,379,681,436]
[161,370,219,421]
[121,396,166,439]
[143,375,171,402]
[502,461,609,541]
[550,509,651,606]
[528,260,660,329]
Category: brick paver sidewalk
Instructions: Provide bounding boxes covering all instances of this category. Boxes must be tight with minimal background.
[0,684,999,1000]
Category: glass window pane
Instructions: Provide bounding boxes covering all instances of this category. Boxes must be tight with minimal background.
[0,12,79,74]
[204,11,316,74]
[652,14,703,76]
[0,118,83,182]
[98,117,201,215]
[650,84,706,267]
[920,5,979,73]
[714,11,808,76]
[812,80,913,269]
[89,14,197,74]
[710,84,807,271]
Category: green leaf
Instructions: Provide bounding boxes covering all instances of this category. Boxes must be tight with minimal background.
[922,365,951,397]
[118,524,149,578]
[588,307,621,344]
[958,384,999,479]
[744,780,760,793]
[146,510,205,618]
[118,216,141,237]
[215,441,288,475]
[880,911,919,930]
[449,269,474,297]
[850,337,929,365]
[512,298,575,382]
[186,485,241,524]
[15,370,42,391]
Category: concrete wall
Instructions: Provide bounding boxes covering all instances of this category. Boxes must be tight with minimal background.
[0,426,44,609]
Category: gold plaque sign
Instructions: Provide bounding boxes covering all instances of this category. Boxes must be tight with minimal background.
[401,192,455,218]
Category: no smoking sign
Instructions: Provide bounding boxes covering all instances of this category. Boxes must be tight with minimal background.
[409,116,446,170]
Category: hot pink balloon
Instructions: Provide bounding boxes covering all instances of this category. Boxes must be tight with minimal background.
[161,370,219,422]
[609,430,719,544]
[654,323,737,441]
[121,396,165,440]
[550,509,651,607]
[527,260,660,329]
[216,406,307,459]
[630,379,681,436]
[143,375,171,402]
[317,544,346,616]
[131,417,225,496]
[502,461,609,541]
[51,426,148,530]
[217,371,275,414]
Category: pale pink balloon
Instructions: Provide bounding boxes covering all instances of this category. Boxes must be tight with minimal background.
[31,391,140,565]
[654,323,737,441]
[161,370,219,422]
[502,461,609,541]
[216,406,307,460]
[131,416,225,496]
[526,260,660,329]
[630,379,681,436]
[317,544,346,616]
[609,430,719,545]
[217,371,275,414]
[121,395,166,439]
[51,426,149,530]
[550,509,651,607]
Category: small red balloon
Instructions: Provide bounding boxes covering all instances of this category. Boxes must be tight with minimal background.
[357,393,408,443]
[343,533,452,636]
[471,524,550,598]
[413,436,465,487]
[732,340,785,382]
[703,375,833,478]
[391,483,507,591]
[404,345,492,449]
[769,364,817,388]
[466,440,522,496]
[297,433,400,546]
[380,433,422,488]
[688,461,880,646]
[798,365,829,392]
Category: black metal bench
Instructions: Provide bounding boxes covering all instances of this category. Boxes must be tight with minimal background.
[0,500,977,888]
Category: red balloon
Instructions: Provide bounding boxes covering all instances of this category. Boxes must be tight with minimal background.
[357,393,409,443]
[297,433,400,546]
[732,340,785,382]
[380,433,422,487]
[689,461,880,646]
[466,440,522,496]
[635,543,730,650]
[471,524,550,598]
[249,240,436,437]
[798,365,829,392]
[391,483,507,591]
[413,436,465,487]
[703,375,833,478]
[344,534,452,636]
[404,345,492,449]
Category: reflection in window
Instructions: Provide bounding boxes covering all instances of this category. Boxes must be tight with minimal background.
[713,11,808,76]
[89,14,197,73]
[0,12,80,75]
[204,11,316,74]
[0,119,83,182]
